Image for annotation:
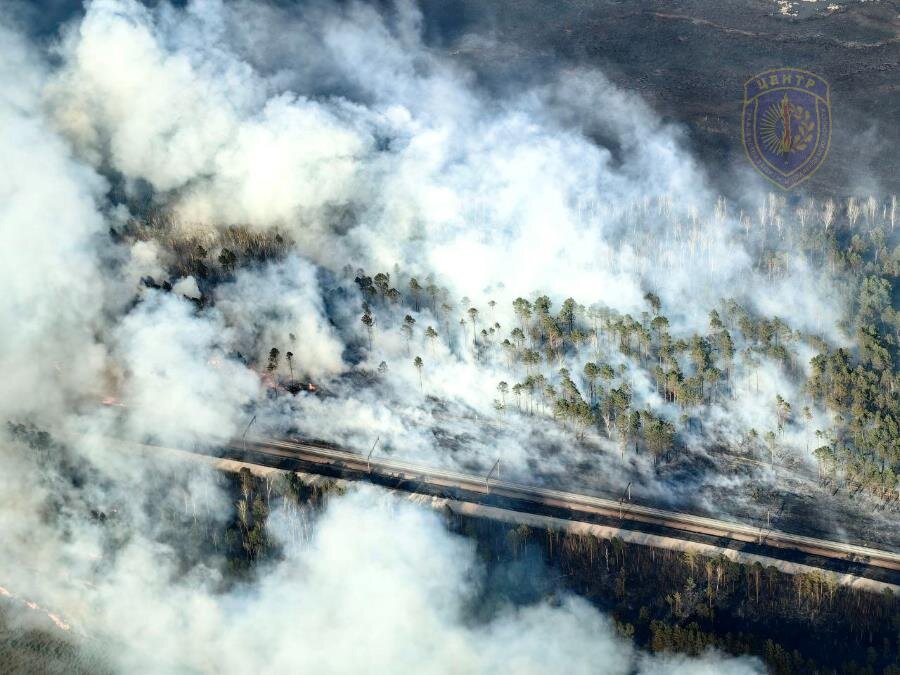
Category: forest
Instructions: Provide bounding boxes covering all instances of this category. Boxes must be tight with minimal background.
[134,192,898,511]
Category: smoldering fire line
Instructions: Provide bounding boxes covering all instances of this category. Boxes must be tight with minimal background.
[0,585,74,633]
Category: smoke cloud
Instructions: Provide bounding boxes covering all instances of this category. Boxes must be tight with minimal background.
[0,0,882,671]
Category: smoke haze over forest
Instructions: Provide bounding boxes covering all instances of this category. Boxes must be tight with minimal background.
[0,0,897,673]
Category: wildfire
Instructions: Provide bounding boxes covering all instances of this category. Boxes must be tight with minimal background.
[0,584,73,632]
[47,613,71,631]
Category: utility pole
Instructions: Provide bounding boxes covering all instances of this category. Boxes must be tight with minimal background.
[485,457,501,494]
[242,414,256,453]
[619,481,633,519]
[759,508,771,545]
[367,436,380,472]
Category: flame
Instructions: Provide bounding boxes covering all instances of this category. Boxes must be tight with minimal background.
[47,613,71,631]
[0,584,72,631]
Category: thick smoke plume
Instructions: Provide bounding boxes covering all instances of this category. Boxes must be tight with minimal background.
[40,0,847,481]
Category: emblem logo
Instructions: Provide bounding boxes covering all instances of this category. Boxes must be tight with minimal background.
[742,68,831,189]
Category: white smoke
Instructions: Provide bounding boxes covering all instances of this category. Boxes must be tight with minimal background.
[0,19,109,423]
[0,0,874,671]
[215,255,346,379]
[0,0,862,518]
[33,0,869,522]
[44,0,847,339]
[113,291,261,444]
[0,460,767,675]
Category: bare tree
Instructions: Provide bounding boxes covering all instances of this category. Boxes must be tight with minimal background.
[820,198,835,232]
[890,194,897,232]
[847,197,860,228]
